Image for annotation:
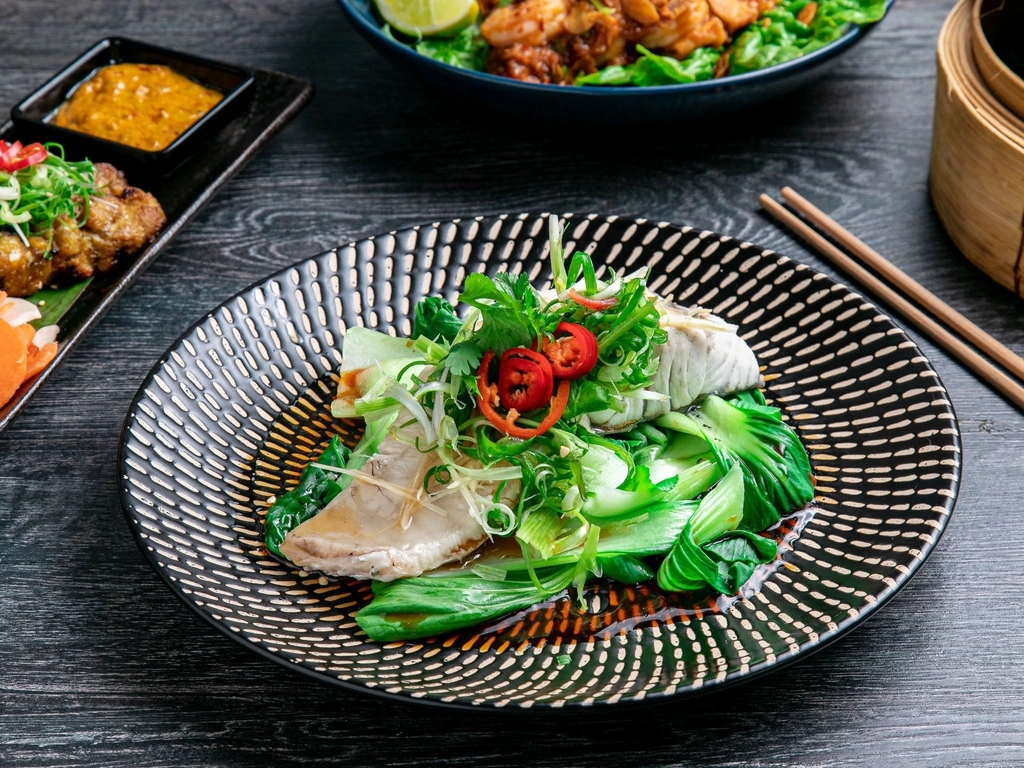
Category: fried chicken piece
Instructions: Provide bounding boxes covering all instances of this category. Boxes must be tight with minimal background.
[67,163,167,277]
[0,163,166,297]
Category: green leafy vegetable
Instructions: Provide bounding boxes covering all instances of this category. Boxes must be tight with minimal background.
[729,0,887,75]
[414,25,490,71]
[580,466,673,523]
[562,379,615,420]
[576,45,720,87]
[404,0,885,88]
[444,340,482,377]
[340,326,422,371]
[413,296,464,343]
[690,394,815,531]
[356,565,575,641]
[657,464,778,593]
[25,278,92,329]
[598,554,654,584]
[458,271,556,353]
[656,393,814,533]
[331,328,426,419]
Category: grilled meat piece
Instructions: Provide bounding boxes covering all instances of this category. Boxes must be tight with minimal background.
[0,163,165,297]
[0,235,53,298]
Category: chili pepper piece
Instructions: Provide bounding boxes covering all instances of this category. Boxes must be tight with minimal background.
[542,321,598,380]
[477,351,571,439]
[0,142,47,173]
[498,347,553,411]
[0,141,23,166]
[568,288,618,311]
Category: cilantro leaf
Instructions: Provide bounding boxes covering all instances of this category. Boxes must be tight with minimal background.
[492,271,533,306]
[459,273,507,304]
[459,271,543,354]
[445,341,483,377]
[474,312,534,353]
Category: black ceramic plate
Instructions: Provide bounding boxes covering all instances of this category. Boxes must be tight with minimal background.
[0,68,313,435]
[119,213,961,709]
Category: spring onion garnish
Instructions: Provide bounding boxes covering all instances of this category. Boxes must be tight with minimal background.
[0,142,95,249]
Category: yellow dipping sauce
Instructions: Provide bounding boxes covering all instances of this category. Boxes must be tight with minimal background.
[53,63,223,152]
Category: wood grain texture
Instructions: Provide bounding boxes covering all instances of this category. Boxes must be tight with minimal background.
[4,0,1024,765]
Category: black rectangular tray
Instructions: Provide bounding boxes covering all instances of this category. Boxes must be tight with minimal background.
[0,67,314,435]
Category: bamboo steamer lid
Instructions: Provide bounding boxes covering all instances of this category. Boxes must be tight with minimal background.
[930,0,1024,296]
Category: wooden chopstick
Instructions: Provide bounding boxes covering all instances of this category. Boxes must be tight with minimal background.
[781,186,1024,382]
[759,192,1024,411]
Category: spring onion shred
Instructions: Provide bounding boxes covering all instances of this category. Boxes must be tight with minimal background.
[0,144,95,250]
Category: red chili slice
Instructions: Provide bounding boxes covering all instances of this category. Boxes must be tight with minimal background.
[477,350,570,439]
[0,141,22,168]
[568,288,618,311]
[497,347,553,412]
[541,321,598,380]
[0,142,47,172]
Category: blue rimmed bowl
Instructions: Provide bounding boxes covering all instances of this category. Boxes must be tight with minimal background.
[337,0,895,121]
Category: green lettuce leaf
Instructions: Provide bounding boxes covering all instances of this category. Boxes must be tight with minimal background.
[729,0,887,75]
[576,45,720,87]
[414,25,489,71]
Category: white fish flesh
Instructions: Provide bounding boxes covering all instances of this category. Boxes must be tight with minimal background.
[591,302,762,432]
[280,432,513,581]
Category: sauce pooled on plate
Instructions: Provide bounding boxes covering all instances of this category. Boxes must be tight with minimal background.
[53,63,223,151]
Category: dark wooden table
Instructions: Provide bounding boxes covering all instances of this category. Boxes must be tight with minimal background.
[4,1,1024,765]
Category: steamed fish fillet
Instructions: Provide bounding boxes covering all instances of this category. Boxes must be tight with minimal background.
[592,302,762,431]
[280,433,513,581]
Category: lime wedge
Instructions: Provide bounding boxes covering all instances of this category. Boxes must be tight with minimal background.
[376,0,479,37]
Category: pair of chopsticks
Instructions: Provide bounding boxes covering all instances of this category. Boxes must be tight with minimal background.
[760,187,1024,411]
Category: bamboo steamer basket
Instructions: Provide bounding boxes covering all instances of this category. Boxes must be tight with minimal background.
[930,0,1024,296]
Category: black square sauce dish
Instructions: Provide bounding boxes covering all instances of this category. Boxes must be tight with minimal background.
[12,37,255,178]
